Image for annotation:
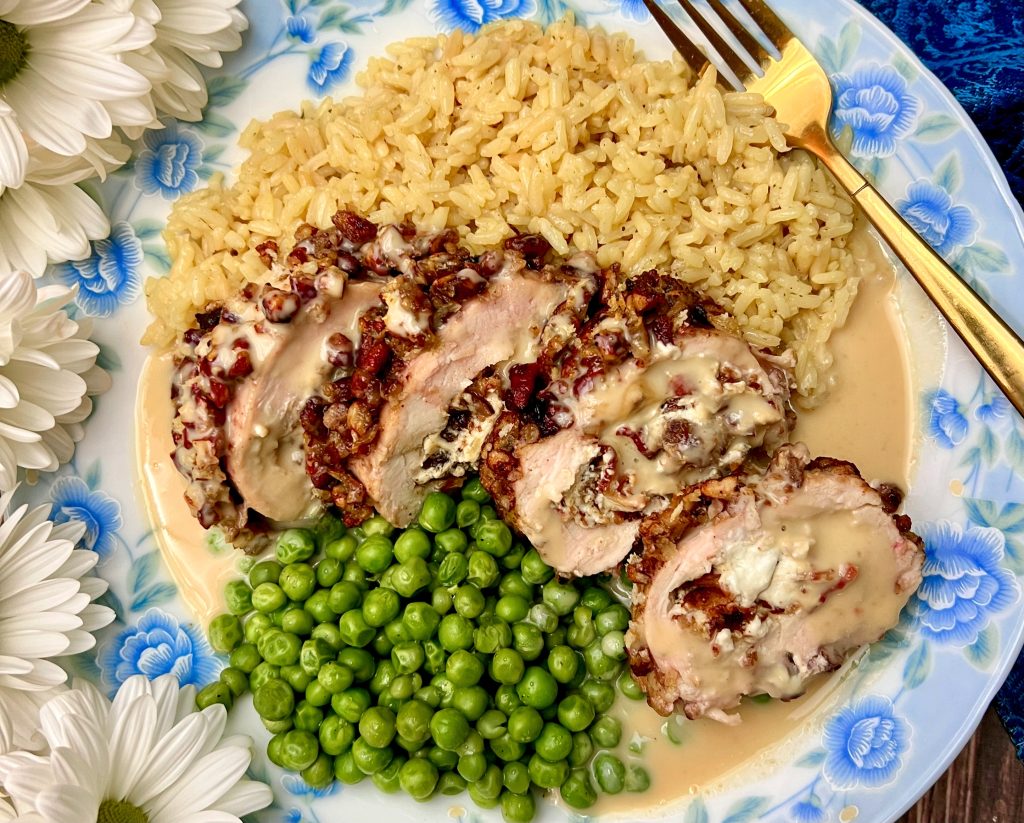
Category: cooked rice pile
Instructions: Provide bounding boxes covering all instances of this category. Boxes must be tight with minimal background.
[145,17,859,402]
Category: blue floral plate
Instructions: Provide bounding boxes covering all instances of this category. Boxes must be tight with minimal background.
[24,0,1024,821]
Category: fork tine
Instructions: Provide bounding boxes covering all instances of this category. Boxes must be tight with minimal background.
[734,0,794,51]
[704,0,771,67]
[641,0,710,76]
[671,0,746,89]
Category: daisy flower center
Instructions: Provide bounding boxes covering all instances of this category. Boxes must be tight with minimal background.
[96,799,149,823]
[0,20,28,87]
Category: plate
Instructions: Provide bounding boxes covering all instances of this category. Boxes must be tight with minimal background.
[23,0,1024,821]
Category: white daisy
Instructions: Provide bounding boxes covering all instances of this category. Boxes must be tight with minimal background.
[0,675,274,823]
[111,0,248,130]
[0,272,111,491]
[0,489,113,690]
[0,684,65,756]
[0,0,157,190]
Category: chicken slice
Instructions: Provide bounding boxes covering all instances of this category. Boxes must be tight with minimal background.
[626,443,923,722]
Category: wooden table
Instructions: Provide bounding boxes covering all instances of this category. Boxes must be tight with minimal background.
[896,706,1023,822]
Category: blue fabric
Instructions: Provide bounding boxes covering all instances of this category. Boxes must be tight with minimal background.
[858,0,1024,760]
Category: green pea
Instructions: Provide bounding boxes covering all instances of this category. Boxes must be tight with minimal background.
[351,737,393,775]
[423,639,447,675]
[385,617,412,646]
[477,708,507,740]
[473,764,504,803]
[415,685,442,708]
[316,661,353,695]
[499,571,534,600]
[269,604,289,628]
[391,641,425,675]
[257,629,301,666]
[342,559,369,589]
[334,750,365,784]
[542,578,580,616]
[545,626,567,651]
[338,648,375,681]
[584,640,620,680]
[331,687,371,723]
[474,620,512,654]
[516,666,558,709]
[456,728,485,757]
[626,763,651,793]
[459,477,490,503]
[438,553,469,587]
[435,528,468,555]
[398,602,439,642]
[580,680,616,713]
[527,602,557,633]
[262,717,292,735]
[326,580,361,615]
[438,613,474,651]
[310,623,341,652]
[457,751,487,782]
[299,637,335,676]
[397,757,437,801]
[560,767,597,809]
[208,613,243,654]
[591,714,622,748]
[595,602,630,634]
[396,699,433,742]
[427,744,459,770]
[438,770,468,796]
[593,752,625,794]
[359,706,397,748]
[267,732,287,767]
[556,695,593,733]
[313,511,346,552]
[567,620,597,650]
[325,534,358,562]
[448,585,481,620]
[280,663,311,693]
[393,557,432,598]
[547,645,580,685]
[501,790,536,823]
[466,550,499,589]
[293,700,324,733]
[475,519,512,557]
[361,515,393,536]
[195,681,233,711]
[276,528,316,565]
[535,722,573,762]
[278,608,311,637]
[278,564,316,602]
[490,731,526,762]
[503,760,531,795]
[452,685,489,721]
[432,587,453,615]
[512,622,544,661]
[389,672,420,700]
[490,648,525,686]
[495,684,522,715]
[443,649,481,687]
[229,642,260,674]
[223,580,253,615]
[361,588,399,628]
[370,660,397,695]
[315,557,343,588]
[300,590,334,625]
[418,491,457,533]
[430,707,470,750]
[305,680,332,707]
[617,670,644,702]
[456,499,480,528]
[569,731,594,767]
[218,666,248,698]
[520,549,553,585]
[244,612,273,645]
[580,587,613,611]
[356,534,394,574]
[496,595,530,623]
[528,752,569,789]
[249,560,282,588]
[507,706,544,743]
[389,529,428,564]
[501,542,526,571]
[338,609,374,647]
[248,661,280,693]
[279,729,320,772]
[371,753,405,794]
[432,673,455,706]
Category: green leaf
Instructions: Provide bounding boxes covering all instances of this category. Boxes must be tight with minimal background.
[143,244,171,273]
[96,589,127,624]
[84,461,101,490]
[131,552,160,595]
[902,641,931,689]
[722,797,770,823]
[95,341,122,373]
[794,749,827,768]
[979,427,998,465]
[194,112,235,139]
[132,219,163,241]
[131,583,177,612]
[1003,535,1024,576]
[959,241,1010,274]
[206,76,248,110]
[836,21,862,70]
[320,7,365,33]
[914,112,958,141]
[683,799,710,823]
[933,153,962,194]
[379,0,413,13]
[963,499,1024,533]
[891,53,918,83]
[203,144,226,164]
[965,623,998,669]
[817,34,842,75]
[958,445,982,469]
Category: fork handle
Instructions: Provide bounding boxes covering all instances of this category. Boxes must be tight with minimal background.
[820,148,1024,417]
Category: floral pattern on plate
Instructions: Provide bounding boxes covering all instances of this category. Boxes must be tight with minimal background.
[17,1,1024,822]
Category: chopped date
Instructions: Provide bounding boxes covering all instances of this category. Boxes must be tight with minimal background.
[504,233,551,268]
[506,362,542,411]
[356,340,391,375]
[333,210,378,244]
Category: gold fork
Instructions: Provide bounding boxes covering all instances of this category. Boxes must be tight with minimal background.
[642,0,1024,416]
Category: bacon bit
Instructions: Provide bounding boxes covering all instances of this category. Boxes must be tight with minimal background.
[333,210,378,244]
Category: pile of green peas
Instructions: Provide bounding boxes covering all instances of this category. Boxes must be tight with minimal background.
[197,478,650,821]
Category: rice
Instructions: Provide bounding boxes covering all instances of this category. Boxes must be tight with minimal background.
[145,16,859,402]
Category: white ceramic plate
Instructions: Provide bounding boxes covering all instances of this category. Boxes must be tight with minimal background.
[26,1,1024,821]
